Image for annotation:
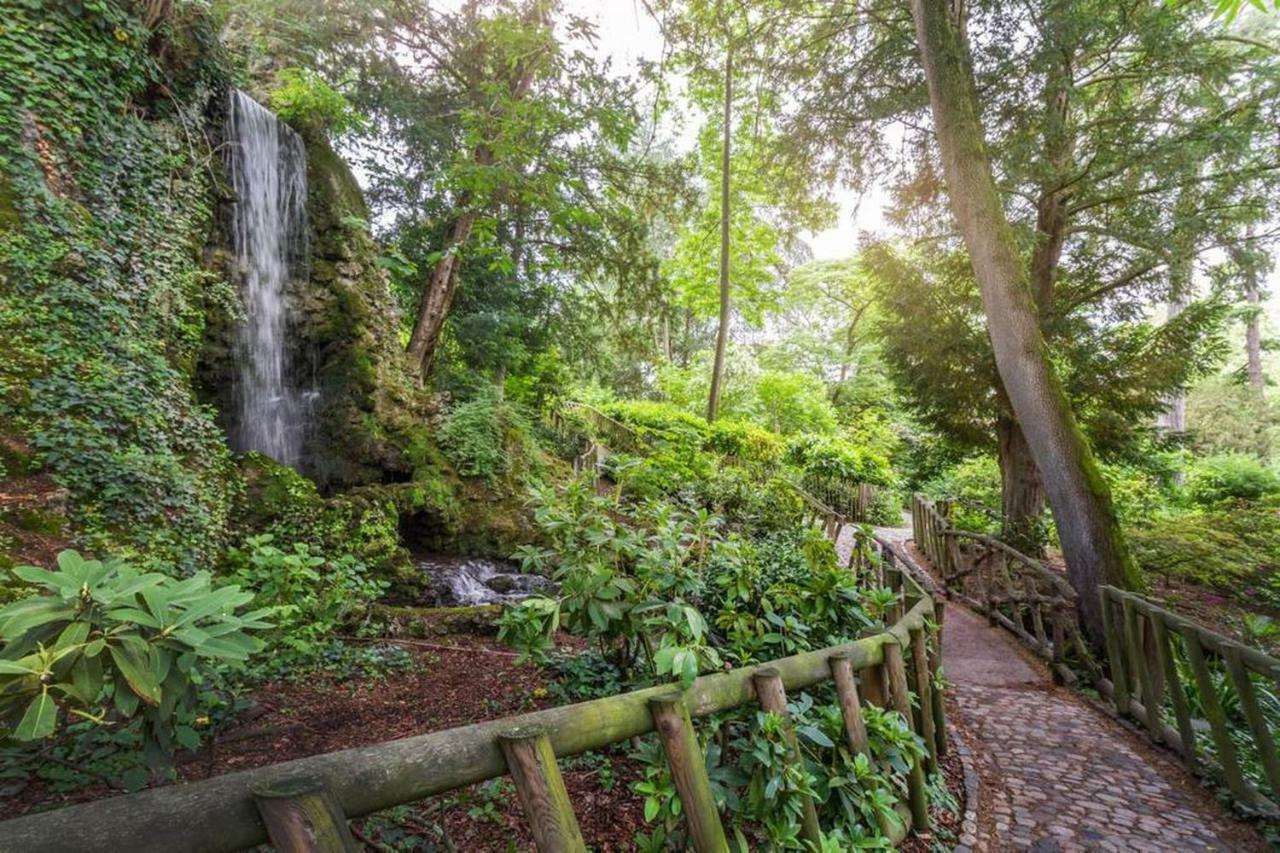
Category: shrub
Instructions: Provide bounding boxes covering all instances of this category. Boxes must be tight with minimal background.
[1129,502,1280,593]
[438,388,538,484]
[1184,454,1280,508]
[599,400,709,454]
[227,535,387,659]
[754,370,838,435]
[0,551,268,760]
[787,435,894,487]
[705,419,784,467]
[270,68,367,136]
[921,456,1002,535]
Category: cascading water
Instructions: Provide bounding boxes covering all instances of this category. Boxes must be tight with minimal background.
[224,89,310,469]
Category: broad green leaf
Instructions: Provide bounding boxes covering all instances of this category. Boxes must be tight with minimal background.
[109,642,161,705]
[14,690,57,740]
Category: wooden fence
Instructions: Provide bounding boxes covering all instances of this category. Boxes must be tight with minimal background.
[911,495,1094,685]
[912,493,1280,818]
[1099,586,1280,816]
[0,579,945,853]
[800,474,876,524]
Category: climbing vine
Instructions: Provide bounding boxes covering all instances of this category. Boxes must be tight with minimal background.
[0,0,237,570]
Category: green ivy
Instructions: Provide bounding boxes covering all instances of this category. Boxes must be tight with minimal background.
[0,1,238,570]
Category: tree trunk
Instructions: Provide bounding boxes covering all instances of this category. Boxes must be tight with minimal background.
[1246,285,1265,395]
[996,415,1046,556]
[406,211,477,380]
[1239,228,1266,395]
[1159,298,1189,433]
[707,43,733,422]
[909,0,1141,642]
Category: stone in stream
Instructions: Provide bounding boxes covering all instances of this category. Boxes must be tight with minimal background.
[417,553,555,606]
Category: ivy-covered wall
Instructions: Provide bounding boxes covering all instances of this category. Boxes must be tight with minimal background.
[0,2,445,573]
[0,1,237,571]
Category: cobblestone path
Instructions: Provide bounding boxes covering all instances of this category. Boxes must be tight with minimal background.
[838,525,1266,852]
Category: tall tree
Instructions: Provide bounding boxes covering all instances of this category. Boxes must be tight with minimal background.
[708,34,733,420]
[908,0,1141,638]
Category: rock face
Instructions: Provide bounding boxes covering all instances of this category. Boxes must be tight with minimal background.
[295,132,428,488]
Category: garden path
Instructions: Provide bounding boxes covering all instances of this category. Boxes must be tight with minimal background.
[837,525,1267,852]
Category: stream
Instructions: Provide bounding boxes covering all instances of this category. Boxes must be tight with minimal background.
[416,553,555,606]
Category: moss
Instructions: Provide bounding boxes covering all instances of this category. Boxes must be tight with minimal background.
[370,603,503,637]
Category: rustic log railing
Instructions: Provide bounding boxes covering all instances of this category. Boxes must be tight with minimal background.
[800,473,877,524]
[911,494,1094,685]
[0,599,943,853]
[1099,586,1280,816]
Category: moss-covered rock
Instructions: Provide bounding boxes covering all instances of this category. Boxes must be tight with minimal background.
[370,603,503,637]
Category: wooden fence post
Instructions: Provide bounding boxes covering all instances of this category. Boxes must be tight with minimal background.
[1182,631,1252,803]
[929,601,948,758]
[753,668,824,849]
[499,727,587,853]
[649,694,729,853]
[1222,646,1280,797]
[252,776,358,853]
[1099,589,1130,714]
[1150,615,1196,772]
[908,628,937,771]
[885,643,930,831]
[828,654,870,756]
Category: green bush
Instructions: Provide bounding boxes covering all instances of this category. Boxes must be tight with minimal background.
[705,419,785,467]
[227,535,387,659]
[787,435,894,487]
[1129,502,1280,593]
[599,400,709,454]
[1184,454,1280,508]
[922,456,1002,535]
[438,388,539,484]
[0,551,268,763]
[270,67,367,136]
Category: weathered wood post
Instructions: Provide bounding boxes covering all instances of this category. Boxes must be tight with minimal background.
[1099,589,1130,714]
[648,694,729,853]
[885,643,930,830]
[251,776,359,853]
[499,726,587,853]
[929,600,948,758]
[1222,647,1280,797]
[753,668,824,849]
[1150,615,1196,772]
[828,653,870,756]
[911,626,938,772]
[1182,631,1251,802]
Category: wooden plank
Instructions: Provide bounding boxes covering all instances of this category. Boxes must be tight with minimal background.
[885,643,930,830]
[499,727,586,853]
[252,777,358,853]
[753,669,824,849]
[1151,616,1197,772]
[829,654,870,756]
[1183,629,1252,802]
[649,695,729,853]
[861,663,889,708]
[1222,646,1280,799]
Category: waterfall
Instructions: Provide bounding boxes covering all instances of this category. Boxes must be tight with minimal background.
[224,90,310,469]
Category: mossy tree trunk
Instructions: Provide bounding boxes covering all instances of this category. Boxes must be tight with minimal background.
[908,0,1141,641]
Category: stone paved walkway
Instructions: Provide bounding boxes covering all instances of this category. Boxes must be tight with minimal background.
[837,525,1267,852]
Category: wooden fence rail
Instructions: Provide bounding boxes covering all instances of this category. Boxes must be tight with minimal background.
[0,587,944,853]
[910,494,1094,685]
[1099,586,1280,816]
